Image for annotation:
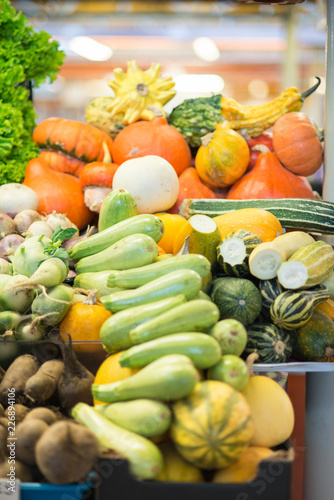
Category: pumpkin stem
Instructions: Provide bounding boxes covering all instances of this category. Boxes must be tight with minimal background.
[317,128,324,143]
[245,352,259,377]
[177,235,190,256]
[82,289,99,306]
[146,105,164,117]
[136,83,149,96]
[102,141,112,163]
[325,347,334,358]
[201,132,214,147]
[301,76,321,101]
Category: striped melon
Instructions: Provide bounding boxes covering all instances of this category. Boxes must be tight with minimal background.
[210,277,262,326]
[170,380,253,470]
[270,286,330,330]
[244,323,293,363]
[217,229,262,277]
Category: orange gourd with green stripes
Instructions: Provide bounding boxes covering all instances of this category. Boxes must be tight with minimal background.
[170,380,253,470]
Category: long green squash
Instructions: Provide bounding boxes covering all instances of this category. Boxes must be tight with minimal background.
[180,198,334,234]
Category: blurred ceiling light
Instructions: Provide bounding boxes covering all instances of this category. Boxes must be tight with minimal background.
[248,79,269,100]
[192,37,220,62]
[174,74,224,94]
[69,36,113,61]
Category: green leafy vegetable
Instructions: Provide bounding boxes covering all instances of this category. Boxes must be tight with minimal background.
[43,226,78,261]
[0,0,65,185]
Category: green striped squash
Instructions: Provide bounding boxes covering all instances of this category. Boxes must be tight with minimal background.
[217,229,262,277]
[180,198,334,235]
[259,278,284,312]
[244,323,293,363]
[210,277,262,326]
[277,240,334,289]
[170,380,253,470]
[270,286,330,330]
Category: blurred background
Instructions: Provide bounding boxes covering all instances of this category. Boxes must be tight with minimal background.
[12,0,326,191]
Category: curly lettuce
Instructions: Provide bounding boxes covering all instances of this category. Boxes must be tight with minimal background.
[0,0,65,184]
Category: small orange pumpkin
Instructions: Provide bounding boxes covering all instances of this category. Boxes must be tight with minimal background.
[33,117,113,163]
[272,112,323,177]
[227,151,316,200]
[112,116,191,176]
[23,157,94,230]
[39,150,87,176]
[195,123,250,188]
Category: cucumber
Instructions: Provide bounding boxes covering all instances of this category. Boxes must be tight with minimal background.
[181,198,334,234]
[100,294,187,353]
[75,233,159,274]
[106,253,211,289]
[68,214,164,260]
[91,354,200,403]
[73,271,124,299]
[72,403,163,480]
[95,399,171,438]
[119,332,222,369]
[130,300,220,344]
[98,188,137,232]
[101,269,202,313]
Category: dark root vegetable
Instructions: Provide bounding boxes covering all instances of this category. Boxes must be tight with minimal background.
[0,354,40,406]
[24,407,59,425]
[16,418,49,465]
[57,338,95,413]
[25,359,64,403]
[35,420,99,484]
[0,460,34,482]
[0,233,25,261]
[4,403,30,424]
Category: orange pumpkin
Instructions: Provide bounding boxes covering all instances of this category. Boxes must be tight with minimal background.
[39,150,87,176]
[272,112,324,177]
[23,157,94,230]
[33,117,113,163]
[167,167,216,214]
[112,116,191,176]
[195,123,250,188]
[227,151,316,200]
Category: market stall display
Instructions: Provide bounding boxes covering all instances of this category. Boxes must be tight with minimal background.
[1,0,333,499]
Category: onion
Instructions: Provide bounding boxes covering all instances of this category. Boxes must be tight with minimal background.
[14,210,43,235]
[0,234,25,261]
[23,221,54,239]
[0,214,16,240]
[44,211,79,233]
[0,184,39,217]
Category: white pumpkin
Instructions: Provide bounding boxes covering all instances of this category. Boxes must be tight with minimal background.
[112,155,179,214]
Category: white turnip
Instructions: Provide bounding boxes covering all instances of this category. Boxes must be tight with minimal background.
[0,184,39,217]
[14,210,43,235]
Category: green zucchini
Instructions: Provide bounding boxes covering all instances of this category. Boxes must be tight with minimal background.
[91,354,200,403]
[243,323,293,363]
[217,229,262,277]
[72,403,163,480]
[98,188,137,232]
[180,198,334,234]
[270,286,330,330]
[74,233,158,274]
[107,253,211,289]
[94,399,171,438]
[73,270,124,299]
[100,294,187,353]
[68,214,164,261]
[119,332,222,369]
[277,240,334,289]
[130,300,220,345]
[101,269,202,313]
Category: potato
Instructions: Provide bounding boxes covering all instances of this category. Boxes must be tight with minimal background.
[16,418,49,465]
